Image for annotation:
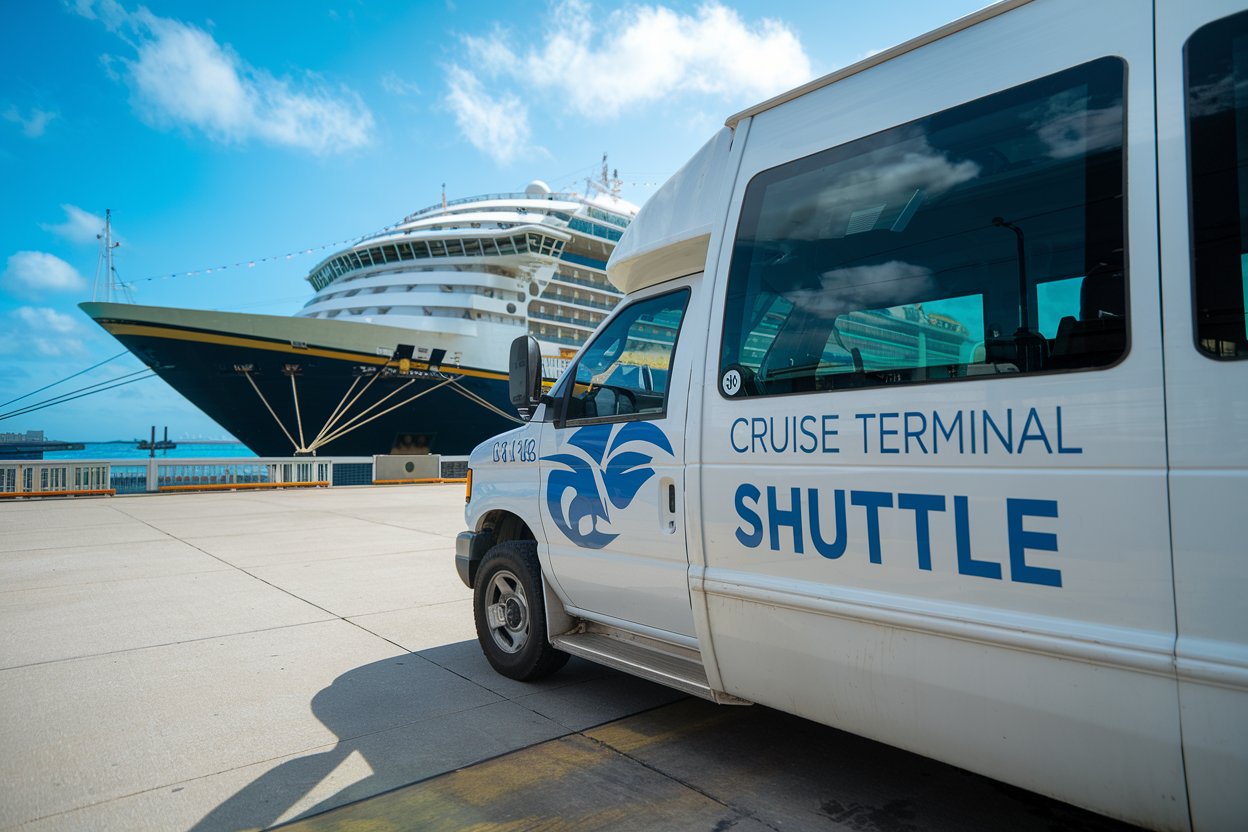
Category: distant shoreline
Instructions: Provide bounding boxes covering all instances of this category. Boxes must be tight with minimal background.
[43,441,255,461]
[85,439,243,445]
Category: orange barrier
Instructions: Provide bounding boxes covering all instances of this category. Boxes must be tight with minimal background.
[0,489,115,499]
[158,481,329,492]
[373,477,467,485]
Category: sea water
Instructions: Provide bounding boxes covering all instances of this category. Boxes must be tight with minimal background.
[43,442,256,460]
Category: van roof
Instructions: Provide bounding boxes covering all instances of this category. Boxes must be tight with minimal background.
[724,0,1033,129]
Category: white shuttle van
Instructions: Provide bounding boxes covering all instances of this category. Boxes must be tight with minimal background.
[456,1,1248,828]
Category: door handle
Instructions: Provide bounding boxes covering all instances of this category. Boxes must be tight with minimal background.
[661,477,677,534]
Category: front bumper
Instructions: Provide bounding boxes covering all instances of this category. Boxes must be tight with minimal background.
[455,529,494,588]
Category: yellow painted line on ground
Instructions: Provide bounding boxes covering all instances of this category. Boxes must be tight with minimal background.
[0,489,115,499]
[158,481,329,492]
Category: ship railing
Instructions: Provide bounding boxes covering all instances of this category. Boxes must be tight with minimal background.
[551,270,620,294]
[402,192,581,223]
[528,309,602,330]
[532,333,587,347]
[0,456,468,497]
[540,293,617,312]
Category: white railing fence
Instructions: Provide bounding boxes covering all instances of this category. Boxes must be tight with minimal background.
[0,455,467,497]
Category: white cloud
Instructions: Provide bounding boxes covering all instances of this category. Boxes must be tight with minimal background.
[2,252,88,298]
[15,306,80,334]
[71,1,373,154]
[444,65,535,166]
[381,72,422,97]
[441,1,812,163]
[67,0,119,24]
[1,307,90,358]
[40,205,105,244]
[787,261,936,318]
[456,1,813,122]
[3,105,58,138]
[755,131,980,244]
[1032,93,1123,160]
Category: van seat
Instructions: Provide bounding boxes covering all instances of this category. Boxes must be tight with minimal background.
[1049,270,1126,368]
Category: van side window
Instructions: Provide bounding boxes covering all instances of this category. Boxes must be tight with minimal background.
[720,58,1126,398]
[562,288,689,423]
[1187,10,1248,360]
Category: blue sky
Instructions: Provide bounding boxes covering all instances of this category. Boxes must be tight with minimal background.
[1,0,987,441]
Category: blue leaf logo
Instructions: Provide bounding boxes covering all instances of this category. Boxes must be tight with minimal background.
[543,423,674,549]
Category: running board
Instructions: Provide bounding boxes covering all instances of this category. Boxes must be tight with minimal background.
[551,625,750,705]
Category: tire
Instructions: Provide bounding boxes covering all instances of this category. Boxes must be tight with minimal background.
[473,540,570,681]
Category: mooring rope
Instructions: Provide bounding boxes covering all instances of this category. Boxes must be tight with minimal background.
[290,374,307,451]
[309,378,418,450]
[446,380,525,424]
[238,363,526,455]
[309,376,361,449]
[241,370,300,453]
[0,350,129,409]
[309,375,460,452]
[0,367,156,422]
[311,363,389,447]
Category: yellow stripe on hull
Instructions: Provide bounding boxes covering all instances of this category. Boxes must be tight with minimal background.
[103,322,510,383]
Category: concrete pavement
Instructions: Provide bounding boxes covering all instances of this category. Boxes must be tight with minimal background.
[0,485,1140,832]
[0,485,682,831]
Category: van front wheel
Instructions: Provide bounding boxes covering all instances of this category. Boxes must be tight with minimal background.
[473,540,569,681]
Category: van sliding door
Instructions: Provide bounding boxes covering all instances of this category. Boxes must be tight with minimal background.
[1157,2,1248,828]
[695,0,1185,827]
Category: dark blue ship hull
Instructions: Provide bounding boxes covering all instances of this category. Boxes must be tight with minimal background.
[82,304,519,458]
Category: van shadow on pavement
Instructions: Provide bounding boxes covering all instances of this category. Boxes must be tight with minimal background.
[186,642,1146,832]
[186,654,456,831]
[185,641,677,832]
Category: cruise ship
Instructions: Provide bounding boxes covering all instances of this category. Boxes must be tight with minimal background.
[81,178,635,457]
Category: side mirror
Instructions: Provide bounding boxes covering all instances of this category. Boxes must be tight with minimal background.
[508,335,543,420]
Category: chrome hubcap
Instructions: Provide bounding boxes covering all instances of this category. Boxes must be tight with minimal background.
[484,569,529,654]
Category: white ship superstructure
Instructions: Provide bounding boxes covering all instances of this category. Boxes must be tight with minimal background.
[83,174,638,457]
[297,179,634,378]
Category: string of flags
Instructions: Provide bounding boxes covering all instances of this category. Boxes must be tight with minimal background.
[119,172,668,289]
[122,222,403,286]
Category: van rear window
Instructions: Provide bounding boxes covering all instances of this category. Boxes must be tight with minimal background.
[720,58,1127,398]
[1187,10,1248,360]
